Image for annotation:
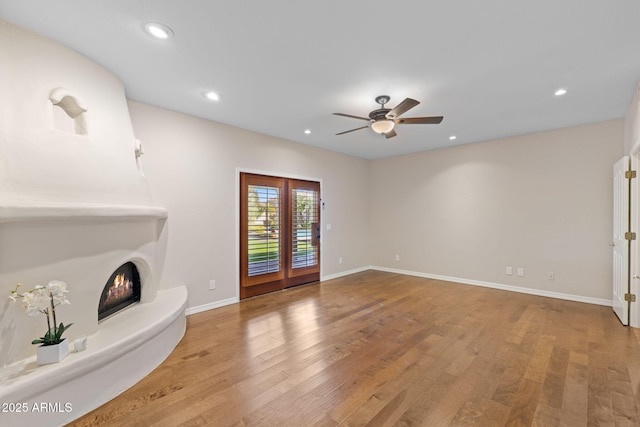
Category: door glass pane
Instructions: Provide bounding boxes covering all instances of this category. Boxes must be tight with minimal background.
[248,185,281,276]
[291,188,318,269]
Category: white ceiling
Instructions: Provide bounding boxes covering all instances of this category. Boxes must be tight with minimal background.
[1,1,640,159]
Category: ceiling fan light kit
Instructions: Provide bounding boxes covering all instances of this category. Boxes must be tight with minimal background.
[334,95,443,139]
[371,119,395,134]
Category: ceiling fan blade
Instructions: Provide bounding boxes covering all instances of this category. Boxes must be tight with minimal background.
[396,116,444,125]
[333,112,371,121]
[386,98,419,118]
[384,129,397,139]
[336,125,369,135]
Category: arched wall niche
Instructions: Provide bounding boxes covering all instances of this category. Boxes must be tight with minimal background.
[49,87,87,135]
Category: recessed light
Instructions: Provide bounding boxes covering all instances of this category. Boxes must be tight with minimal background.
[143,22,174,40]
[202,91,220,101]
[304,129,311,134]
[449,135,457,140]
[554,88,567,96]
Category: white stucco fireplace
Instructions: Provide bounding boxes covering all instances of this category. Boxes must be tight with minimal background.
[0,20,187,426]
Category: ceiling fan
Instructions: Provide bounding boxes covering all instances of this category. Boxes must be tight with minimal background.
[333,95,443,139]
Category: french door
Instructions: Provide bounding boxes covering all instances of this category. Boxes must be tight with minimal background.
[240,173,320,299]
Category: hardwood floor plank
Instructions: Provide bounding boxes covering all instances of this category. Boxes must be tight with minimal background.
[560,361,588,426]
[542,345,570,408]
[504,378,542,426]
[491,348,530,408]
[450,397,510,427]
[68,271,640,427]
[531,404,561,427]
[524,334,555,383]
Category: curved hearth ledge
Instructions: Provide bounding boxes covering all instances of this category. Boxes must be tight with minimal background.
[0,286,187,427]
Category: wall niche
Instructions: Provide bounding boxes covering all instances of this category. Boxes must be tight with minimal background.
[50,88,87,135]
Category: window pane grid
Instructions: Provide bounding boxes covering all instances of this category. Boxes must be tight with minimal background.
[291,188,318,269]
[248,185,281,276]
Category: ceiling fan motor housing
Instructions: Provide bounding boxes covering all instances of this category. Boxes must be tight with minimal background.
[369,108,391,121]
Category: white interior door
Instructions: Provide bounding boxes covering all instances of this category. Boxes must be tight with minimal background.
[613,156,630,325]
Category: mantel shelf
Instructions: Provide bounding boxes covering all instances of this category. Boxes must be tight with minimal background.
[0,203,168,223]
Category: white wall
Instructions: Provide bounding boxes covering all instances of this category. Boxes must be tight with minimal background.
[127,101,372,309]
[624,81,639,154]
[369,120,623,301]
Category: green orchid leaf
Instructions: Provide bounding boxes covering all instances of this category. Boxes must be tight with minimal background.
[44,329,54,340]
[57,322,73,339]
[54,324,63,341]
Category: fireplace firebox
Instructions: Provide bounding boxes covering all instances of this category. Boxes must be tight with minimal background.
[98,262,141,321]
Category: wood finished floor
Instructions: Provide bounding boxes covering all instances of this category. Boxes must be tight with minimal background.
[69,271,640,427]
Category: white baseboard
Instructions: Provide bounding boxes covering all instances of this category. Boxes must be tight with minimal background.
[321,266,371,282]
[186,297,239,316]
[370,266,613,307]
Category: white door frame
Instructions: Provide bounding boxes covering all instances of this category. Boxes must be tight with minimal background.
[629,138,640,328]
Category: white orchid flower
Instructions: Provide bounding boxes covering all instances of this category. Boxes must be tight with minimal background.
[34,292,51,311]
[49,280,70,305]
[47,280,68,295]
[7,280,73,345]
[21,291,35,305]
[21,292,41,316]
[21,289,48,313]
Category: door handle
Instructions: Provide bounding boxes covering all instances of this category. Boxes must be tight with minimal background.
[312,223,320,246]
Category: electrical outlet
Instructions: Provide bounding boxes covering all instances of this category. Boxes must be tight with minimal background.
[506,266,513,275]
[339,257,343,264]
[209,280,216,290]
[547,272,555,281]
[517,268,524,277]
[395,254,400,262]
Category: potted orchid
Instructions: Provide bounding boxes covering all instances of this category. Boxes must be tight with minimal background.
[8,280,73,365]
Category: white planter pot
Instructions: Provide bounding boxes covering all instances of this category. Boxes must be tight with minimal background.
[37,339,69,365]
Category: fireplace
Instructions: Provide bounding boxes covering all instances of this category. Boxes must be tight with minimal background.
[0,20,186,427]
[98,262,141,321]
